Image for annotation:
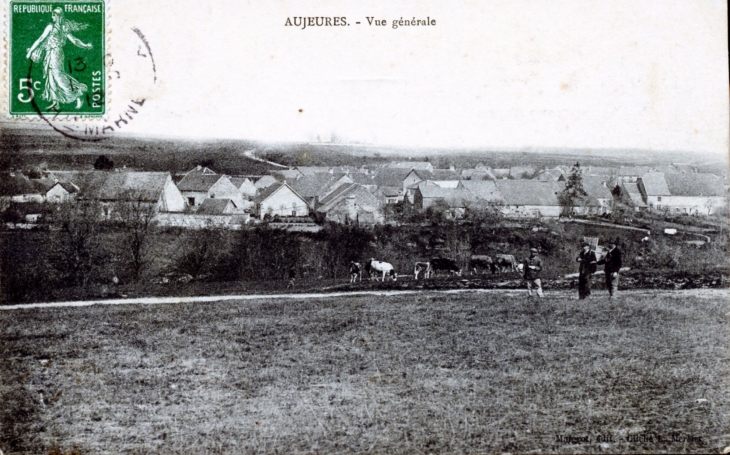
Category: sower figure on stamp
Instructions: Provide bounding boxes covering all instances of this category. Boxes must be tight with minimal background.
[597,239,622,298]
[576,242,597,299]
[26,8,93,110]
[523,247,543,298]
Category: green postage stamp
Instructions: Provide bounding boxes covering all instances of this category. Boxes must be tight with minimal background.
[7,0,106,117]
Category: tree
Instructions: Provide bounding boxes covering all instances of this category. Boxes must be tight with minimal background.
[176,222,227,280]
[93,155,115,170]
[53,199,103,286]
[114,191,158,280]
[558,162,587,217]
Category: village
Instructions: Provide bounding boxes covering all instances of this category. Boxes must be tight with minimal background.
[2,153,728,229]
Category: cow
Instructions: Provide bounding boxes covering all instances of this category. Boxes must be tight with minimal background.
[349,261,362,283]
[430,257,462,276]
[494,254,518,273]
[469,255,496,275]
[368,258,397,281]
[414,261,432,280]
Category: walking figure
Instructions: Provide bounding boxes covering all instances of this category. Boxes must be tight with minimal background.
[597,239,623,298]
[576,242,597,299]
[523,248,544,298]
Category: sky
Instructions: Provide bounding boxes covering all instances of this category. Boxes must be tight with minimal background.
[3,0,729,156]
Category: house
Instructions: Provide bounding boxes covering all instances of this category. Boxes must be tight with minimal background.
[412,181,470,212]
[575,176,614,215]
[637,172,670,209]
[403,169,460,203]
[195,198,238,215]
[174,165,216,184]
[45,181,78,203]
[78,171,187,216]
[316,183,384,224]
[254,182,309,219]
[177,173,244,208]
[296,166,332,176]
[289,173,353,206]
[228,177,258,198]
[370,168,413,203]
[617,166,652,183]
[495,180,561,218]
[661,173,727,215]
[618,182,647,210]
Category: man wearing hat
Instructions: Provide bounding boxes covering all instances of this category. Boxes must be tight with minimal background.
[598,239,623,298]
[576,242,597,299]
[523,247,544,298]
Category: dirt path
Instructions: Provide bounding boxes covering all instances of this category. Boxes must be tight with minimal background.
[1,288,726,311]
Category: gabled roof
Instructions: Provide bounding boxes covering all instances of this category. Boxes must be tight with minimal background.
[664,173,725,197]
[177,173,224,192]
[195,198,236,215]
[582,176,613,200]
[253,182,307,205]
[495,180,560,206]
[289,173,350,199]
[317,183,381,212]
[416,182,471,207]
[534,169,564,181]
[371,168,411,187]
[228,177,249,189]
[78,172,170,202]
[639,172,670,196]
[621,182,647,207]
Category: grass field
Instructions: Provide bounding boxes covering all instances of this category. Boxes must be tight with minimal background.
[1,289,728,454]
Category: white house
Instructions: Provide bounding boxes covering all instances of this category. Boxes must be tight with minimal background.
[177,173,245,208]
[254,182,310,219]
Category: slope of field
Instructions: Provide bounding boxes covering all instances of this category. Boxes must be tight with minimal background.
[1,289,728,454]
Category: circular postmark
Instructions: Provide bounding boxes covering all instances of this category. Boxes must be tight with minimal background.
[23,26,157,142]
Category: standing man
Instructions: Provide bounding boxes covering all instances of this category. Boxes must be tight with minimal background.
[523,247,544,298]
[598,239,622,298]
[576,242,597,299]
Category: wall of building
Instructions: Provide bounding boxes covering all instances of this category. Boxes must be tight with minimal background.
[259,187,309,219]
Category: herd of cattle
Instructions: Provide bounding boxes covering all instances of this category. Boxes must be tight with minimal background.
[349,255,523,283]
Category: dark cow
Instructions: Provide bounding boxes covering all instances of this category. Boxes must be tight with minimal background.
[469,255,496,275]
[430,258,462,276]
[414,261,432,280]
[494,254,518,273]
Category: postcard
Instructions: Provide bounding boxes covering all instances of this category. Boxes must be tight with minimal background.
[1,0,728,453]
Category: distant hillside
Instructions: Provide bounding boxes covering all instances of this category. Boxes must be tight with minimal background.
[1,128,725,175]
[1,130,277,176]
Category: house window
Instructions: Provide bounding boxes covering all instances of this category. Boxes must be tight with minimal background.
[210,194,215,198]
[657,196,662,202]
[188,197,195,206]
[292,202,297,216]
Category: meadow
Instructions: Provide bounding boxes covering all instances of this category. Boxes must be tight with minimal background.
[1,288,728,454]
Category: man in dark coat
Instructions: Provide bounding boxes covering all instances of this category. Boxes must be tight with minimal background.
[598,239,622,298]
[576,243,597,299]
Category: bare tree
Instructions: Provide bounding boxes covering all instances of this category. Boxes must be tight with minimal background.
[114,191,158,281]
[53,199,103,286]
[176,221,226,280]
